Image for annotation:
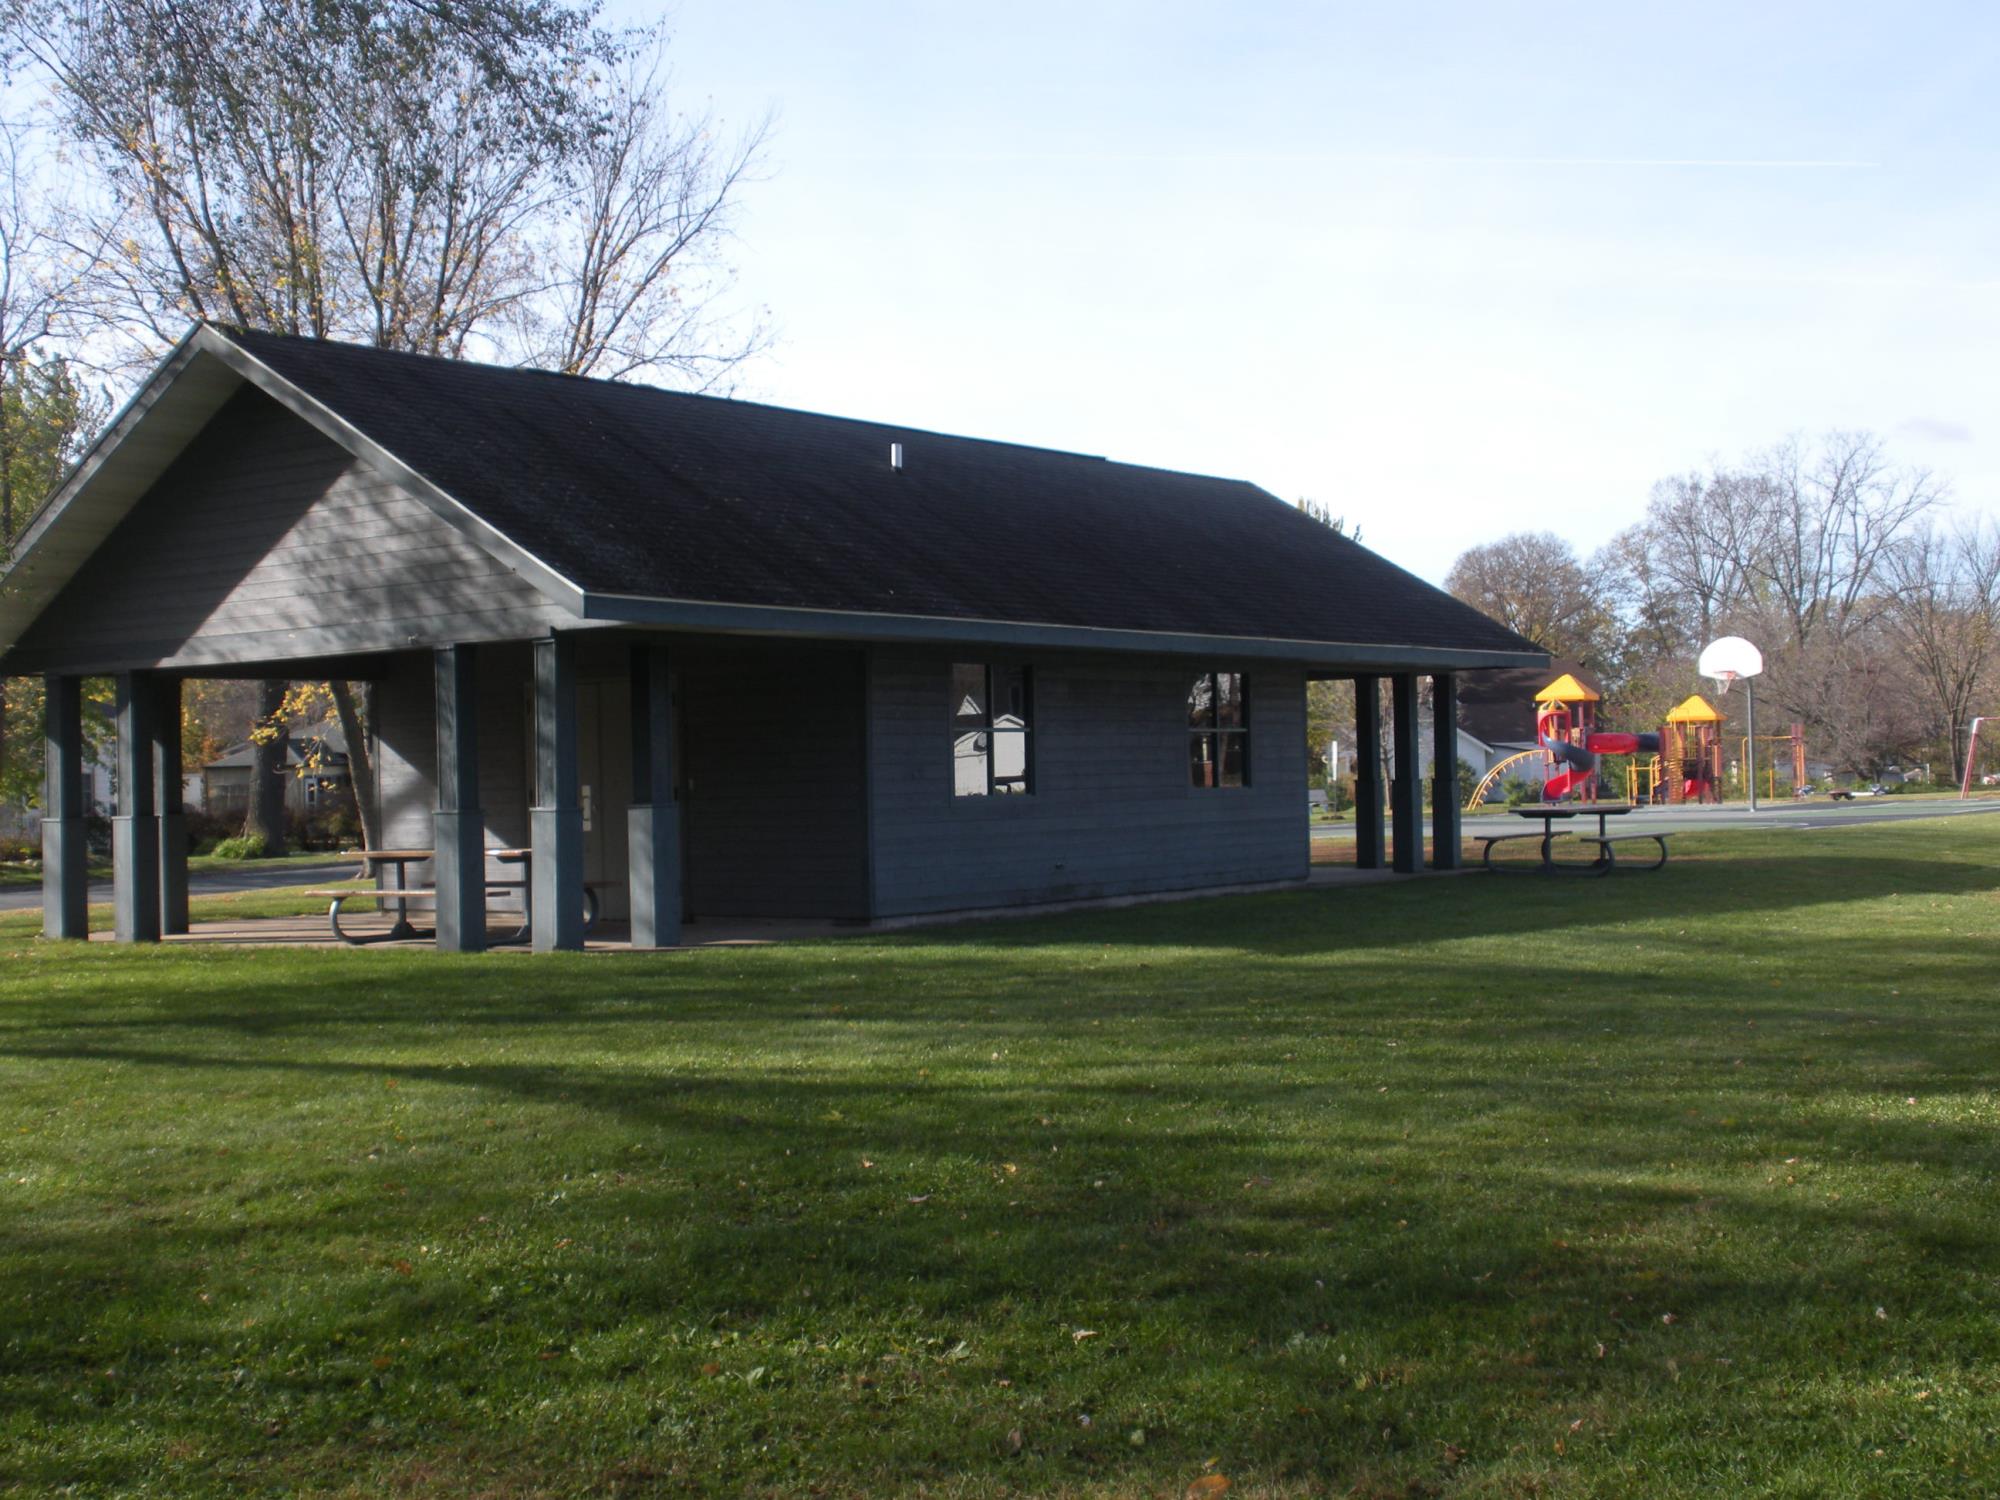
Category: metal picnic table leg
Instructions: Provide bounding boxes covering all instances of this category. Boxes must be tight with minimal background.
[385,856,419,941]
[501,851,533,946]
[511,874,533,946]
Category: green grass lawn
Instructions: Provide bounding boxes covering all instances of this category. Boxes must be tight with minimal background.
[3,819,1998,1496]
[1,851,349,890]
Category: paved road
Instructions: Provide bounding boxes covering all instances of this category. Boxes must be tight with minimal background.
[0,859,352,912]
[1312,796,2000,843]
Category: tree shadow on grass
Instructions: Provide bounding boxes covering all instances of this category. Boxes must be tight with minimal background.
[4,1024,1997,1490]
[2,836,1996,1489]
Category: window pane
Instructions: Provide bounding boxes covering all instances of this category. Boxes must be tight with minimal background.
[990,729,1029,792]
[1190,731,1216,787]
[996,664,1029,726]
[1218,731,1247,788]
[1187,674,1215,729]
[953,730,989,796]
[952,663,988,726]
[1215,672,1245,728]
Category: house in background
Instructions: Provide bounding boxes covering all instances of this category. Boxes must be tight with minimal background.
[201,723,352,822]
[0,324,1544,950]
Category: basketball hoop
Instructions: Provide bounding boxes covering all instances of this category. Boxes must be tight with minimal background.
[1697,637,1763,693]
[1696,636,1766,809]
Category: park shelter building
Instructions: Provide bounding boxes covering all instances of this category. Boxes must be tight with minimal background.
[0,325,1545,950]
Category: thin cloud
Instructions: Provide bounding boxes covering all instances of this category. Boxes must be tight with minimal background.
[828,150,1878,169]
[1895,417,1974,444]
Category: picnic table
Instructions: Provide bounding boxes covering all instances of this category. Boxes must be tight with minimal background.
[344,848,437,940]
[311,847,601,945]
[1477,803,1673,875]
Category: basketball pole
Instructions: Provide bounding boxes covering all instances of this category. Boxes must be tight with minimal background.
[1746,677,1758,812]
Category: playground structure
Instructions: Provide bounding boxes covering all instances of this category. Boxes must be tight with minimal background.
[1465,673,1665,808]
[1740,726,1809,799]
[1463,672,1810,809]
[1662,695,1724,804]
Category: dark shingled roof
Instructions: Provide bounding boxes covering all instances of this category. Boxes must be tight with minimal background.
[225,328,1536,657]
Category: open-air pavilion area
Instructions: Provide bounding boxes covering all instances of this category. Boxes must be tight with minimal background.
[0,325,1542,953]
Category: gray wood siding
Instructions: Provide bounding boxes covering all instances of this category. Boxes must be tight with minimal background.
[868,650,1307,917]
[10,387,569,673]
[372,647,534,895]
[683,652,868,920]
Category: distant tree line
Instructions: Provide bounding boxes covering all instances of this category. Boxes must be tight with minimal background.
[1446,432,2000,785]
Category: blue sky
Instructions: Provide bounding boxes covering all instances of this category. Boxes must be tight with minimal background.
[630,1,2000,583]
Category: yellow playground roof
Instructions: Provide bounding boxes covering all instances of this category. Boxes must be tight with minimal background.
[1665,693,1724,723]
[1534,672,1600,704]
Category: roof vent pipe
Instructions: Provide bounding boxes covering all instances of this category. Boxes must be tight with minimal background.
[889,441,904,471]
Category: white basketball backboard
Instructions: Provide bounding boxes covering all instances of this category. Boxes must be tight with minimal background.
[1697,636,1763,685]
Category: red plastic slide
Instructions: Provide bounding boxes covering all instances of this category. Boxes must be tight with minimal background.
[1543,767,1586,799]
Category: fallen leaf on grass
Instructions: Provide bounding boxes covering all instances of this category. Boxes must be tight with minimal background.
[1186,1476,1231,1497]
[1072,1329,1099,1343]
[1005,1428,1023,1455]
[699,1362,722,1377]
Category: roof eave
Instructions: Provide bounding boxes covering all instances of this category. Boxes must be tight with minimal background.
[577,591,1548,672]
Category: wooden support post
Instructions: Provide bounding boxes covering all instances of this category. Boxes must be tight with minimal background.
[1390,672,1423,874]
[627,642,682,949]
[154,676,189,933]
[112,671,161,943]
[433,645,485,953]
[40,674,89,940]
[531,634,584,953]
[1353,675,1385,869]
[1430,672,1462,871]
